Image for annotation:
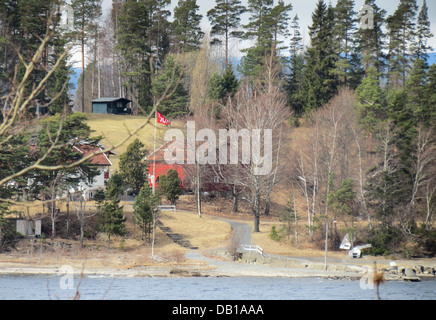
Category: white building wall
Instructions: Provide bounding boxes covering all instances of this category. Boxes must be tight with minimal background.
[77,166,109,200]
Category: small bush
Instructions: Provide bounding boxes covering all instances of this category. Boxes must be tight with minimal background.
[270,225,281,241]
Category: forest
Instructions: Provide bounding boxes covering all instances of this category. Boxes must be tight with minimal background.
[0,0,435,257]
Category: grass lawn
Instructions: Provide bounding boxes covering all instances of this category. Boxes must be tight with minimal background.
[85,113,184,172]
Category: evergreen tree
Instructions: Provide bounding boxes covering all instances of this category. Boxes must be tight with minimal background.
[289,14,303,57]
[106,171,125,200]
[208,64,239,104]
[387,88,417,170]
[328,178,356,224]
[239,0,274,78]
[424,64,436,127]
[207,0,246,68]
[116,0,152,113]
[47,35,73,115]
[413,0,433,62]
[71,0,102,112]
[1,0,70,108]
[405,58,428,126]
[355,66,387,133]
[300,0,338,112]
[151,55,189,117]
[268,0,292,53]
[158,169,182,205]
[208,72,225,101]
[133,184,160,243]
[144,0,172,71]
[287,14,305,117]
[386,0,418,87]
[240,0,291,78]
[119,138,149,194]
[101,198,126,247]
[172,0,204,53]
[332,0,357,86]
[355,0,387,77]
[0,134,31,200]
[32,113,101,200]
[16,0,52,57]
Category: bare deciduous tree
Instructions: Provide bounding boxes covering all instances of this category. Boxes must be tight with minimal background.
[221,57,289,232]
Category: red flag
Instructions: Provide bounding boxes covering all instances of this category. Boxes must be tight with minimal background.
[156,111,171,126]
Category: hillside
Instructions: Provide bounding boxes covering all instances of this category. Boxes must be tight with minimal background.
[85,113,184,173]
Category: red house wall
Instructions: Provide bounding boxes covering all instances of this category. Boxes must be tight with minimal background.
[148,162,188,189]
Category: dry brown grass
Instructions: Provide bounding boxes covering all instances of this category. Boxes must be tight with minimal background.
[159,209,232,250]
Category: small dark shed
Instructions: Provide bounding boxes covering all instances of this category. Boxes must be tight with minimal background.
[92,97,132,114]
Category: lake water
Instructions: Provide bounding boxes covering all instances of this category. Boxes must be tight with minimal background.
[0,274,435,300]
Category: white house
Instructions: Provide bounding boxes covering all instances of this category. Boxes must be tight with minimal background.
[72,144,112,200]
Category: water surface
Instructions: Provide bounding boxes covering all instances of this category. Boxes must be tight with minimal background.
[0,274,435,300]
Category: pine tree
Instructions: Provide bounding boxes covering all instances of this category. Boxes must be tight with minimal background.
[333,0,357,86]
[151,55,189,117]
[240,0,274,78]
[207,0,246,68]
[47,35,73,115]
[106,171,125,200]
[300,0,338,112]
[413,0,433,62]
[287,14,305,117]
[425,64,436,127]
[144,0,172,71]
[386,0,419,87]
[71,0,102,112]
[116,0,152,113]
[172,0,204,53]
[220,64,239,100]
[355,66,387,133]
[101,198,126,247]
[240,0,291,78]
[406,58,428,125]
[119,138,149,195]
[268,0,292,54]
[133,184,159,243]
[207,64,238,105]
[157,169,182,205]
[289,14,303,57]
[355,0,387,77]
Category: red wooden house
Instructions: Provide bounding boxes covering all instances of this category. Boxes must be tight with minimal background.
[144,140,236,193]
[145,140,188,190]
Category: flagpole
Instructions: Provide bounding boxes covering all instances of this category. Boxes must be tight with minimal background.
[153,101,156,195]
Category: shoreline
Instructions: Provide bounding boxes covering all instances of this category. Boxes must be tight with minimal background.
[1,252,435,281]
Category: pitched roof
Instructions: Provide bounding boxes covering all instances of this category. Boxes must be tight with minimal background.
[144,139,220,162]
[73,144,112,166]
[144,140,183,162]
[92,97,131,103]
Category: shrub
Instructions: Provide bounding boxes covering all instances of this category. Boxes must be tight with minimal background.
[269,225,281,241]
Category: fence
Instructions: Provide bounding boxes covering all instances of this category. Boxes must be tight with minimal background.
[157,205,176,213]
[241,244,264,256]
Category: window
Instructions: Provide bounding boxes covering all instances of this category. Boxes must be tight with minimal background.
[214,176,220,183]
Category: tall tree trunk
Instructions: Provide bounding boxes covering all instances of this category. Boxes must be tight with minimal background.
[232,186,239,213]
[196,160,202,217]
[253,177,261,232]
[81,36,85,112]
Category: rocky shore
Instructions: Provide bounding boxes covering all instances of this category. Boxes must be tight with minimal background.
[2,248,434,283]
